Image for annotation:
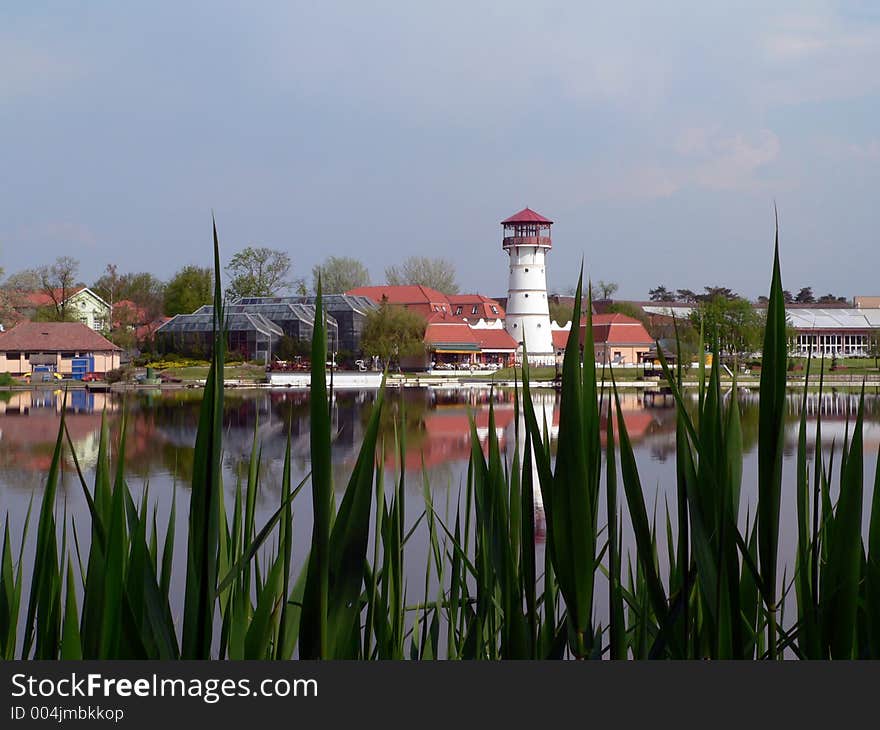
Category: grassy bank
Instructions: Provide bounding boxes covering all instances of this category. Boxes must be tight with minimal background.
[2,218,879,660]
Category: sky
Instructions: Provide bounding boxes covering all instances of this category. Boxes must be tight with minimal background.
[1,1,878,301]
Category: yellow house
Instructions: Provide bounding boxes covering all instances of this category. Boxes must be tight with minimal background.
[18,287,111,332]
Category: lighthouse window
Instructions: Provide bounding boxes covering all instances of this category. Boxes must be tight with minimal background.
[525,268,529,272]
[524,293,529,298]
[513,323,518,328]
[537,323,542,328]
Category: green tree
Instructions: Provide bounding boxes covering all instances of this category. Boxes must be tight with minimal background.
[690,295,763,362]
[385,256,459,294]
[869,332,880,371]
[795,286,815,304]
[164,265,213,316]
[648,285,676,301]
[225,246,292,300]
[360,300,426,370]
[312,256,370,294]
[549,300,575,326]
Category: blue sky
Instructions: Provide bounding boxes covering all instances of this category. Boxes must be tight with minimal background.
[1,1,878,300]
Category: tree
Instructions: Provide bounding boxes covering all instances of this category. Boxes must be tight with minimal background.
[312,256,370,294]
[696,286,738,302]
[795,287,815,304]
[0,269,39,326]
[385,256,459,294]
[782,290,794,304]
[93,267,166,321]
[817,292,848,304]
[676,288,698,303]
[37,256,80,321]
[549,300,575,326]
[648,285,676,301]
[689,295,763,362]
[360,299,426,370]
[596,280,618,300]
[225,246,292,300]
[868,332,880,370]
[164,266,213,316]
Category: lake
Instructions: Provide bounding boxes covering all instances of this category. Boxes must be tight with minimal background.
[2,384,879,632]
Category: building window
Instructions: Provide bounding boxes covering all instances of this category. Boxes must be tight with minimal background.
[455,306,462,316]
[491,306,498,314]
[6,352,20,360]
[472,305,478,315]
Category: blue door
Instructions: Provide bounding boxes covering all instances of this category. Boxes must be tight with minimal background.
[71,358,90,380]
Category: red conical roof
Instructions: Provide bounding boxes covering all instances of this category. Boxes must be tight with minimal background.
[501,207,553,224]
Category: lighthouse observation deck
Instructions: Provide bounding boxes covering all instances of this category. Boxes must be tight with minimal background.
[500,207,554,251]
[503,234,552,248]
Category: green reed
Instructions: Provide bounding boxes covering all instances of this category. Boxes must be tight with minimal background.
[2,216,879,660]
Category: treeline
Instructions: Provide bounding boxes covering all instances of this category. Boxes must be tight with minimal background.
[0,249,463,329]
[648,284,848,305]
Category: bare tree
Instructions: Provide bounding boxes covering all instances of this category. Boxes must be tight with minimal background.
[596,280,618,300]
[385,256,459,294]
[37,256,80,320]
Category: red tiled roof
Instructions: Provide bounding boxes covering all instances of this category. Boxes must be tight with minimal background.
[472,328,517,351]
[501,207,553,224]
[346,285,451,319]
[0,322,121,352]
[424,321,479,350]
[347,285,449,306]
[582,313,654,345]
[552,329,572,350]
[447,294,505,320]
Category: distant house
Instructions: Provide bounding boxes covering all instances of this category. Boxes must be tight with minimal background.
[16,287,111,332]
[551,313,654,365]
[0,322,121,377]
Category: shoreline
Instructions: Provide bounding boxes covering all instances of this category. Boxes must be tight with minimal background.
[4,375,880,393]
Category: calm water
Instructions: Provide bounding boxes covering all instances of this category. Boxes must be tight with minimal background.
[2,385,879,624]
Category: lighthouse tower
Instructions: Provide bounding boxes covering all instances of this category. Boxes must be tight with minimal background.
[502,207,555,364]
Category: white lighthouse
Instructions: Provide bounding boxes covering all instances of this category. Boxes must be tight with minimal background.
[502,207,555,365]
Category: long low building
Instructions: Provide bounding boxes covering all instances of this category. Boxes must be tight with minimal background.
[0,322,121,377]
[786,308,880,357]
[640,303,880,357]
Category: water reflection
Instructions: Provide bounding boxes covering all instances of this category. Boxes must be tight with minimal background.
[2,386,878,532]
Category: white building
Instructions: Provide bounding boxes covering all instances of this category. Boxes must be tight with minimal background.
[502,207,555,365]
